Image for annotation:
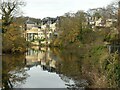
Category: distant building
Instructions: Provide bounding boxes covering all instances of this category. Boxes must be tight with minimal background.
[26,19,36,30]
[88,17,117,30]
[95,18,106,27]
[25,17,60,45]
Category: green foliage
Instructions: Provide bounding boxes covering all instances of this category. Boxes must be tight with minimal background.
[102,52,120,87]
[104,28,119,43]
[90,46,105,56]
[77,28,95,44]
[52,11,91,47]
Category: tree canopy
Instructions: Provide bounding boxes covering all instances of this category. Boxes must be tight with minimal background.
[0,0,25,33]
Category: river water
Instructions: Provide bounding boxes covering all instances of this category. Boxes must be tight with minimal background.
[2,46,120,89]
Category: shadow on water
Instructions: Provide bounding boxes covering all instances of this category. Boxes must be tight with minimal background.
[2,46,120,89]
[2,54,28,90]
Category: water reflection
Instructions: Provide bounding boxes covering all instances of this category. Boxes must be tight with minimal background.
[2,46,120,89]
[3,47,81,89]
[2,54,28,89]
[25,47,57,73]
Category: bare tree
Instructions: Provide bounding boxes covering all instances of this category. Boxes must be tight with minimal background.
[0,0,26,33]
[105,2,118,19]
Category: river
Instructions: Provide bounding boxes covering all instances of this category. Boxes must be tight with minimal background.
[2,46,120,89]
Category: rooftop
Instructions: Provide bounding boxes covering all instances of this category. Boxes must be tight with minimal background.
[26,19,36,24]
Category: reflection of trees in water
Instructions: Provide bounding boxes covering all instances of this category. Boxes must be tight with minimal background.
[50,48,89,89]
[3,47,119,89]
[57,57,88,88]
[51,48,120,88]
[41,64,56,73]
[39,47,57,73]
[59,74,88,89]
[2,54,29,89]
[26,47,87,89]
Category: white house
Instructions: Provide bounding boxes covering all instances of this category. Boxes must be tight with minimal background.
[95,18,106,27]
[24,17,60,45]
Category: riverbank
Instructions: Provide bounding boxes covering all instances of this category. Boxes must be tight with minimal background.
[2,44,120,88]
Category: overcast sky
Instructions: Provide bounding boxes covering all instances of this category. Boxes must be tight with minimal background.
[23,0,114,19]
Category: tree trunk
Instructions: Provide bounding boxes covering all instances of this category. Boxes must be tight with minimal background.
[118,1,120,44]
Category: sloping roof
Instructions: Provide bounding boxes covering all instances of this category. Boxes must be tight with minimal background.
[26,19,35,24]
[41,17,58,25]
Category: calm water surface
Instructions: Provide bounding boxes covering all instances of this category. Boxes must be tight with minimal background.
[2,46,120,89]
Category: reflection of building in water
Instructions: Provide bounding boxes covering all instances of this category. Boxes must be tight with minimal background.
[40,59,56,72]
[25,48,39,68]
[25,47,57,72]
[49,60,56,68]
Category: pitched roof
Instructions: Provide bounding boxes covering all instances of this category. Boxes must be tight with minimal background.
[41,17,58,25]
[26,19,35,24]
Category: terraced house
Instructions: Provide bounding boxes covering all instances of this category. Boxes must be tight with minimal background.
[25,17,59,45]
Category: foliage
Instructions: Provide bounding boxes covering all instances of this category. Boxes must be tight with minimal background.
[52,11,91,47]
[0,0,29,53]
[0,0,25,33]
[102,52,120,87]
[2,24,27,53]
[2,54,28,89]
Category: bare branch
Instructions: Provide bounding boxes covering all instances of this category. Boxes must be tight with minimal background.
[0,0,26,33]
